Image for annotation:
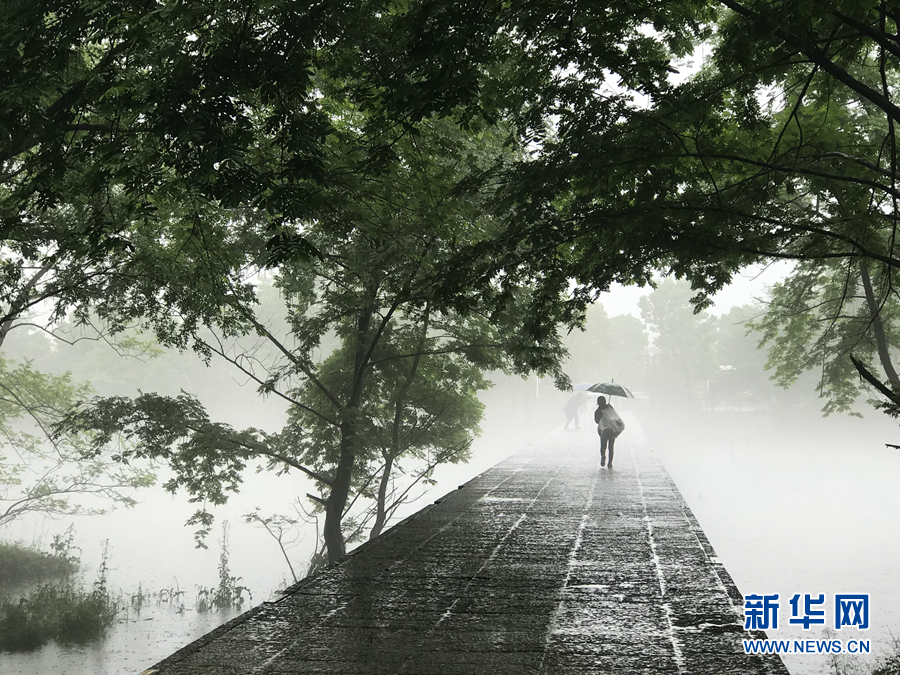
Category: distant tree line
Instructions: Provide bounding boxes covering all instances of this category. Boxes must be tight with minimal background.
[564,279,824,413]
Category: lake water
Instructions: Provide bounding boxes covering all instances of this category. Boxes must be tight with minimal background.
[645,405,900,675]
[2,402,898,675]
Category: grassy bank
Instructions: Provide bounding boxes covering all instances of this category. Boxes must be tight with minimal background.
[0,542,78,587]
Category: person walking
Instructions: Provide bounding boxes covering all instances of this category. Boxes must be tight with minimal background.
[563,394,586,429]
[594,396,625,468]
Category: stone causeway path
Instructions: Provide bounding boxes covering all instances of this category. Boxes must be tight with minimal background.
[141,427,789,674]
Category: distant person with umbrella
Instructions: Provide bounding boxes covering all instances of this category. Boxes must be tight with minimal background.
[563,394,586,429]
[594,395,626,469]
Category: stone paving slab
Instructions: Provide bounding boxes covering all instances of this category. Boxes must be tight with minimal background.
[140,431,789,675]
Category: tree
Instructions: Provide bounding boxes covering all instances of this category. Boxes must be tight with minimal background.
[12,1,900,394]
[0,0,326,529]
[236,113,569,561]
[676,2,900,414]
[638,280,718,408]
[712,304,811,411]
[752,255,900,415]
[57,114,569,563]
[705,3,900,416]
[26,0,900,559]
[0,0,800,397]
[563,303,649,389]
[1,0,577,562]
[283,308,490,554]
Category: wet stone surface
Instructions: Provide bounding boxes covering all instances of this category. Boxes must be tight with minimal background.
[143,436,789,675]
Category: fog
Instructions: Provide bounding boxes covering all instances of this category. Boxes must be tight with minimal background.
[3,272,900,675]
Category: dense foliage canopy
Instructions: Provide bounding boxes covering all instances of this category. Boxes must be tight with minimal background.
[7,0,900,558]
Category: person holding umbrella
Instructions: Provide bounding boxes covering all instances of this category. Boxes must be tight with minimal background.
[594,395,625,468]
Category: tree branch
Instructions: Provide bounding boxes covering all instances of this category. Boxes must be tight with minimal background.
[850,353,900,405]
[718,0,900,124]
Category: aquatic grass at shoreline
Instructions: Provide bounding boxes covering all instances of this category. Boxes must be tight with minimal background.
[0,581,117,651]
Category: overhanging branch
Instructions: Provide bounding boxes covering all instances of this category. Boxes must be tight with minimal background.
[850,353,900,405]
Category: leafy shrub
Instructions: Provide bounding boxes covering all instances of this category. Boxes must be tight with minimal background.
[872,646,900,675]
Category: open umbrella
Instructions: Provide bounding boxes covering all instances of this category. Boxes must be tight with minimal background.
[586,382,635,399]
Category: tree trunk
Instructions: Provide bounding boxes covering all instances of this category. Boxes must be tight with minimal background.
[322,303,375,563]
[323,426,355,560]
[859,259,900,388]
[369,452,395,540]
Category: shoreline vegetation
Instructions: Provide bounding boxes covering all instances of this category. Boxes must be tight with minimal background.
[0,578,117,651]
[0,533,115,652]
[0,524,251,653]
